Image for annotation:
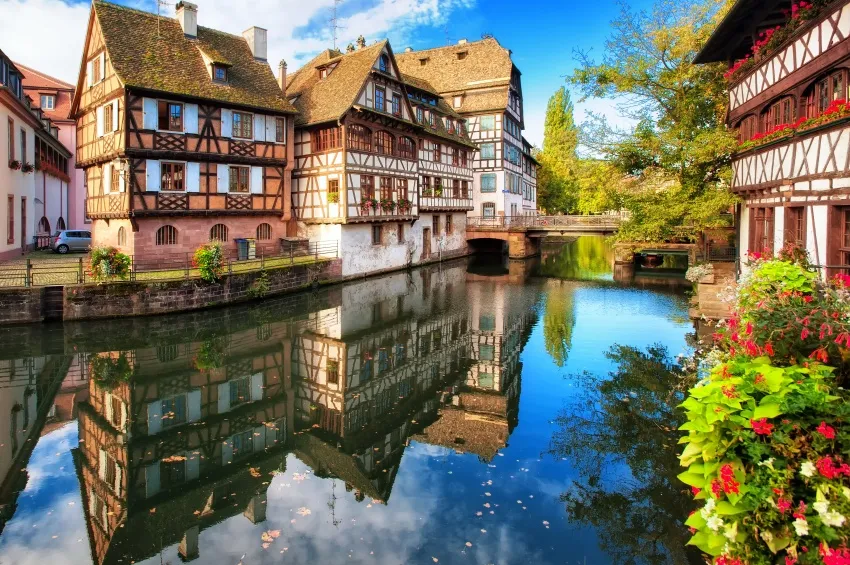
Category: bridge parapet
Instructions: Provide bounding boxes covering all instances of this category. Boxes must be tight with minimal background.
[467,215,625,232]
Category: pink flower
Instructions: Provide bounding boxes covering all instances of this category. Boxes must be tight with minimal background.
[777,498,792,513]
[752,418,774,436]
[817,421,837,439]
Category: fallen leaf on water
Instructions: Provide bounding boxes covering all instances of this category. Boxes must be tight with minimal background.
[249,467,261,478]
[475,511,482,516]
[483,503,490,508]
[149,508,156,514]
[517,500,522,504]
[193,510,201,516]
[542,521,549,526]
[484,492,491,497]
[161,455,186,463]
[262,543,271,550]
[290,519,296,524]
[465,542,472,547]
[297,507,311,516]
[432,558,439,563]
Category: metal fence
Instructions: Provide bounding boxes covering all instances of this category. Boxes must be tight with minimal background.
[467,214,627,230]
[0,240,338,288]
[706,243,738,263]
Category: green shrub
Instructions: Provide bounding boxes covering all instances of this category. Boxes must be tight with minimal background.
[88,246,131,282]
[90,352,134,389]
[193,241,225,283]
[247,270,270,299]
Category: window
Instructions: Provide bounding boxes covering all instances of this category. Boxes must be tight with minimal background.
[230,377,251,407]
[452,178,460,197]
[831,206,850,274]
[375,88,386,112]
[104,103,114,133]
[434,177,443,195]
[392,94,401,116]
[432,215,440,235]
[275,117,286,143]
[158,161,184,192]
[482,202,496,218]
[380,176,393,200]
[210,224,229,241]
[446,214,453,235]
[6,196,13,244]
[232,429,254,459]
[257,223,272,240]
[157,101,183,132]
[40,95,55,110]
[807,70,848,117]
[313,126,341,152]
[7,117,13,162]
[428,111,435,128]
[750,207,774,255]
[481,173,496,192]
[434,143,441,163]
[347,124,371,151]
[422,176,431,193]
[785,207,805,246]
[328,179,339,203]
[480,143,495,159]
[327,359,340,384]
[161,395,187,429]
[452,147,459,166]
[156,225,178,245]
[461,180,469,198]
[91,56,101,84]
[738,115,758,143]
[480,115,495,131]
[156,344,179,362]
[479,313,496,331]
[372,224,382,245]
[398,136,415,159]
[229,166,250,193]
[361,175,375,199]
[416,107,423,123]
[479,344,495,361]
[379,54,390,73]
[765,96,795,128]
[213,65,227,82]
[375,131,393,155]
[397,222,405,243]
[232,111,253,139]
[396,178,406,201]
[111,165,119,192]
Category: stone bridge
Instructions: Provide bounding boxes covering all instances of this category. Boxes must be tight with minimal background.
[466,215,625,258]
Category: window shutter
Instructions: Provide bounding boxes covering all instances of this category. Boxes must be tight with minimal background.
[216,164,229,194]
[221,109,232,137]
[145,160,160,192]
[217,382,231,413]
[103,163,112,194]
[254,425,267,449]
[185,103,199,134]
[96,105,104,137]
[265,116,276,142]
[118,162,126,193]
[185,450,200,480]
[104,392,114,422]
[221,439,233,465]
[86,61,93,87]
[250,372,263,401]
[142,98,157,130]
[98,449,107,480]
[98,53,105,80]
[253,115,266,141]
[111,100,119,132]
[186,162,200,193]
[250,166,263,194]
[187,389,201,421]
[147,399,162,435]
[115,464,123,496]
[144,462,160,498]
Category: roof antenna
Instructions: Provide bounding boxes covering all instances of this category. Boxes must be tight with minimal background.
[156,0,173,39]
[330,0,346,51]
[443,24,452,46]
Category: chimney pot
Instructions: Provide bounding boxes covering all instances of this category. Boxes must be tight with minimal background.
[458,38,468,45]
[278,60,288,92]
[242,26,268,61]
[404,47,413,53]
[176,1,198,38]
[356,35,366,50]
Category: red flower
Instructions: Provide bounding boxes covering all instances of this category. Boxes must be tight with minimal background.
[754,373,766,385]
[691,486,701,496]
[803,295,814,303]
[752,418,774,435]
[793,500,807,520]
[801,328,810,340]
[722,385,738,399]
[820,545,850,565]
[808,347,829,363]
[785,556,797,565]
[711,479,723,498]
[816,456,850,479]
[716,555,744,565]
[777,498,792,513]
[817,421,836,439]
[745,321,753,335]
[765,342,775,356]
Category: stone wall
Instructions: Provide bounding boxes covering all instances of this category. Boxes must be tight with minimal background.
[0,287,45,325]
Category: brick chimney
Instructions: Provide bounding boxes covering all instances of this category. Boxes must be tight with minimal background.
[176,1,197,38]
[278,60,287,92]
[242,26,268,61]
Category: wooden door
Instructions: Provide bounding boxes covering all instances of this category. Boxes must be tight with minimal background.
[423,227,431,258]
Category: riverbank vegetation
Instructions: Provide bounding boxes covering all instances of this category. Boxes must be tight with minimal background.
[679,249,850,564]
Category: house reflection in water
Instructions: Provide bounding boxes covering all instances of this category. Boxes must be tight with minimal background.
[0,258,540,564]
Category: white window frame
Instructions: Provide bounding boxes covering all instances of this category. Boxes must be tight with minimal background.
[40,95,55,110]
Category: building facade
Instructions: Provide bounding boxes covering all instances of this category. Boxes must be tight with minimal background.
[19,63,85,232]
[396,38,537,223]
[1,49,72,261]
[697,0,850,271]
[71,1,297,260]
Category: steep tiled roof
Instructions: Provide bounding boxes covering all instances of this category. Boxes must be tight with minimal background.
[92,1,295,113]
[395,38,515,96]
[15,63,74,90]
[17,63,75,122]
[286,42,386,126]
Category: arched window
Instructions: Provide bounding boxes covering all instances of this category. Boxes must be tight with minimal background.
[379,54,389,73]
[375,131,394,155]
[117,226,126,246]
[155,225,178,245]
[347,124,372,152]
[56,217,66,231]
[806,69,848,117]
[257,223,272,240]
[764,96,796,128]
[210,224,229,242]
[37,217,50,234]
[737,115,758,143]
[397,136,415,159]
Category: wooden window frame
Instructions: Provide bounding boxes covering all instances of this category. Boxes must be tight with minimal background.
[737,115,758,143]
[210,223,229,242]
[375,131,393,155]
[347,124,372,152]
[432,214,440,235]
[232,111,253,139]
[434,143,441,163]
[807,69,848,117]
[397,222,405,243]
[397,136,415,160]
[104,103,114,133]
[157,100,183,132]
[482,202,496,218]
[380,176,393,201]
[40,95,55,110]
[156,225,178,246]
[396,178,406,201]
[460,150,468,167]
[328,179,340,202]
[749,207,775,255]
[228,165,250,193]
[257,223,272,240]
[446,214,453,235]
[375,87,386,112]
[765,96,796,129]
[784,206,806,247]
[371,224,382,246]
[160,161,185,192]
[313,126,341,152]
[213,65,228,83]
[361,175,375,199]
[451,147,459,166]
[91,56,102,84]
[274,117,286,144]
[391,94,401,117]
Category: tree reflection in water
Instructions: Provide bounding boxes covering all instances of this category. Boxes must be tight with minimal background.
[543,281,576,367]
[537,236,614,281]
[548,345,703,565]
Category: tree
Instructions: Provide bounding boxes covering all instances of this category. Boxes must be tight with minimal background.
[571,0,738,241]
[537,87,580,213]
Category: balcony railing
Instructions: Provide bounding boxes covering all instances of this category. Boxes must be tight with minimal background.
[419,194,473,210]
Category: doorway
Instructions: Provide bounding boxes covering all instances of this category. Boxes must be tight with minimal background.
[423,227,431,258]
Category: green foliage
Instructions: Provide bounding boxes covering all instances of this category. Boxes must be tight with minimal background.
[570,0,739,242]
[193,241,225,283]
[89,352,134,389]
[543,282,576,367]
[193,336,228,371]
[574,160,625,215]
[88,246,131,282]
[537,87,580,214]
[247,270,271,299]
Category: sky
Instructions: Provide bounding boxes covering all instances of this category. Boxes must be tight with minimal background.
[0,0,651,147]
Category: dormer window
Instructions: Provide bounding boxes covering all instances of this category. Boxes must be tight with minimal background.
[419,58,429,66]
[456,51,468,60]
[320,68,329,79]
[379,54,389,73]
[213,65,227,82]
[40,95,55,110]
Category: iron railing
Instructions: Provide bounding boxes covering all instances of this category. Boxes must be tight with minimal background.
[706,243,738,263]
[0,240,338,288]
[466,214,627,230]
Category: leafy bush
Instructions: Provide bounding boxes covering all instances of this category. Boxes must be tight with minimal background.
[679,253,850,564]
[246,270,270,299]
[193,336,228,371]
[88,246,131,282]
[193,241,225,283]
[90,352,134,389]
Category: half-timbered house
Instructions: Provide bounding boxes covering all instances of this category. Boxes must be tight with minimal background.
[396,38,537,223]
[70,1,297,260]
[696,0,850,271]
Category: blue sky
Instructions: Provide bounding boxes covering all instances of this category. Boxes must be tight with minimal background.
[0,0,652,146]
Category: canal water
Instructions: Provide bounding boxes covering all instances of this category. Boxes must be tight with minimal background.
[0,236,701,565]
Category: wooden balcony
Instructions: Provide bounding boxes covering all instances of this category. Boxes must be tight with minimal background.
[419,193,474,211]
[87,192,130,219]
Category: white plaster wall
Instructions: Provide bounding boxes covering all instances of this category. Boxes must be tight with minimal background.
[806,205,828,268]
[34,171,68,234]
[338,222,422,277]
[773,209,785,254]
[419,212,468,256]
[0,106,36,258]
[473,171,503,216]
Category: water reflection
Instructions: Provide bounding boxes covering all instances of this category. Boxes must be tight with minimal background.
[0,245,695,565]
[537,237,615,281]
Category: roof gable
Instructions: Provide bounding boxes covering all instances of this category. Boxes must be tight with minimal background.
[88,1,294,113]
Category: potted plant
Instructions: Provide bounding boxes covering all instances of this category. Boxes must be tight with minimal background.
[21,162,34,174]
[8,159,21,170]
[88,246,132,282]
[328,191,339,204]
[397,198,412,214]
[380,198,396,213]
[192,241,225,283]
[359,198,378,215]
[422,188,433,197]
